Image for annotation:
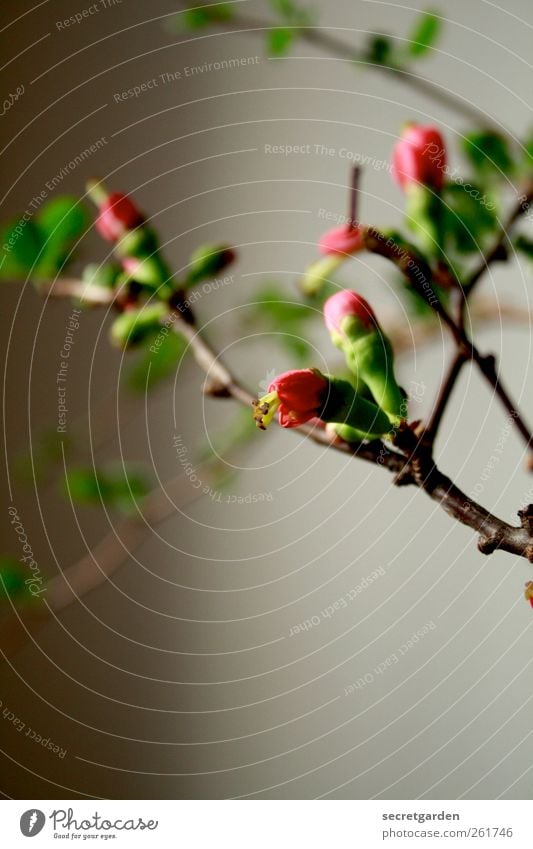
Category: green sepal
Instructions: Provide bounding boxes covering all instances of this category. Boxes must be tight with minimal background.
[300,255,342,297]
[342,332,406,421]
[327,422,369,444]
[320,375,392,436]
[405,184,444,259]
[114,226,158,259]
[185,243,235,286]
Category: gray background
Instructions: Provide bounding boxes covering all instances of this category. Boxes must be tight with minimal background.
[1,0,533,799]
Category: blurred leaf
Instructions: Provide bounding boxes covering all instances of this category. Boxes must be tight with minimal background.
[252,284,311,322]
[407,10,441,57]
[268,27,294,56]
[0,217,42,278]
[63,464,150,512]
[462,131,514,176]
[0,196,88,280]
[180,2,233,28]
[523,129,533,167]
[269,0,311,24]
[514,235,533,260]
[35,196,88,274]
[365,35,394,65]
[126,328,189,392]
[443,183,498,254]
[0,557,28,602]
[281,335,312,362]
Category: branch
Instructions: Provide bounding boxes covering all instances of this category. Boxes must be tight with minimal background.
[173,313,410,476]
[179,9,510,137]
[34,278,116,305]
[364,227,533,454]
[171,311,533,563]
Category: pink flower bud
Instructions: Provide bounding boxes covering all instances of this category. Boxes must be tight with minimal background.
[392,124,446,191]
[318,224,365,257]
[253,369,328,429]
[95,192,144,242]
[525,581,533,608]
[323,290,377,339]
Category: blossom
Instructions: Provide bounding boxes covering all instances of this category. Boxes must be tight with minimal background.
[95,192,144,242]
[318,224,365,257]
[323,290,377,339]
[253,369,328,429]
[524,581,533,608]
[392,124,446,191]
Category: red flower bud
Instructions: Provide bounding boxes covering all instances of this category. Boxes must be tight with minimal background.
[392,124,446,191]
[253,369,328,429]
[318,224,365,257]
[95,192,144,242]
[323,290,377,339]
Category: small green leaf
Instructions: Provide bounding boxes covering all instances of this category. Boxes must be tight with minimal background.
[407,10,441,57]
[181,3,233,29]
[0,217,42,278]
[35,196,89,275]
[462,131,514,176]
[268,27,294,56]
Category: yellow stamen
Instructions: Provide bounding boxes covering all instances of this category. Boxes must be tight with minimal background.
[252,391,280,430]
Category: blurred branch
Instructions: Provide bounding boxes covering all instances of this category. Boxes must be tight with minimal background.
[0,462,220,659]
[176,6,512,139]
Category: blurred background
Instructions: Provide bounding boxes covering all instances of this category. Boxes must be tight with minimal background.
[1,0,533,799]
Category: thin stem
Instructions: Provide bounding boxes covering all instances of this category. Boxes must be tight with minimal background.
[423,349,467,446]
[349,165,360,227]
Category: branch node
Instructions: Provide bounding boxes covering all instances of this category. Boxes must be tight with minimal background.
[477,531,504,556]
[202,378,231,398]
[518,504,533,534]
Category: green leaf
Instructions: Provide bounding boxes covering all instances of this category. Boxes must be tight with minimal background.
[63,464,150,512]
[181,3,233,29]
[35,196,89,275]
[407,10,441,57]
[443,182,498,254]
[126,328,189,393]
[0,217,42,278]
[462,131,514,176]
[268,27,294,56]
